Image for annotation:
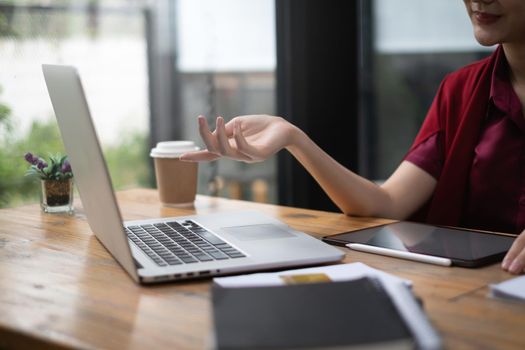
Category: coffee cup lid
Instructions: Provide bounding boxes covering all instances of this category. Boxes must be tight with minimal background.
[150,141,200,158]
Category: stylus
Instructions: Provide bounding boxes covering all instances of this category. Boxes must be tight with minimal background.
[346,243,453,266]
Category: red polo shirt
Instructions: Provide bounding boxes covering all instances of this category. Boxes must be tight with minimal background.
[405,46,524,234]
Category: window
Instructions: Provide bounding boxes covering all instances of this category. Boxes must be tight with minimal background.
[174,0,277,203]
[0,0,278,208]
[0,1,150,207]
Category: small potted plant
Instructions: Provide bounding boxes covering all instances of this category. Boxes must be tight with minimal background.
[24,152,74,214]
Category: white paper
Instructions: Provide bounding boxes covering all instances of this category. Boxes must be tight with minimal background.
[213,262,411,288]
[490,275,525,302]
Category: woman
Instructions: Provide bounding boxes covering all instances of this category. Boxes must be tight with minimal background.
[181,0,525,274]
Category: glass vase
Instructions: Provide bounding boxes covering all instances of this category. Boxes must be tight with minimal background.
[40,178,74,214]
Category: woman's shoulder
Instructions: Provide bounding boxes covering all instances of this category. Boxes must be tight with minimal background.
[443,51,495,89]
[426,50,496,131]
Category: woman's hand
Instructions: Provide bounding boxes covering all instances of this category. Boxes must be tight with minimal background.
[180,115,295,163]
[502,230,525,274]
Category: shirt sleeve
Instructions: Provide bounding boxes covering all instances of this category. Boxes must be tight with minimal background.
[403,132,444,180]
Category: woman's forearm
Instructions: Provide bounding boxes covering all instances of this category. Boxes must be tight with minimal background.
[285,125,437,219]
[285,126,393,217]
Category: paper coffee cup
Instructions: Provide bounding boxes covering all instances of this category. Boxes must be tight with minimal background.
[150,141,200,207]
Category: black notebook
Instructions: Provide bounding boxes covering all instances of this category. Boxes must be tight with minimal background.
[211,277,416,349]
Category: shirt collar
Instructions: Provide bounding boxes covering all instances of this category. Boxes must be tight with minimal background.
[490,45,523,119]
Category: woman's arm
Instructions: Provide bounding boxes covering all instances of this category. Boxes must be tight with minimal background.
[181,115,437,219]
[287,125,436,218]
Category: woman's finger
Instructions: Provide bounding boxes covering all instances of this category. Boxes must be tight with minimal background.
[198,115,220,154]
[179,150,221,162]
[223,117,236,137]
[215,116,241,157]
[216,117,254,161]
[508,249,525,274]
[233,119,264,161]
[503,232,525,272]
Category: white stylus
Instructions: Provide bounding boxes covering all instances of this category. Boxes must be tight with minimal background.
[346,243,453,266]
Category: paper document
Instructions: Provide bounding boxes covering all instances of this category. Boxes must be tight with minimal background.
[490,275,525,302]
[214,262,441,350]
[213,262,411,288]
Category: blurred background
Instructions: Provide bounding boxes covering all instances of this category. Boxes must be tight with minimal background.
[0,0,492,211]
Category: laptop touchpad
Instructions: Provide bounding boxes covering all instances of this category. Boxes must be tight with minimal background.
[222,224,294,241]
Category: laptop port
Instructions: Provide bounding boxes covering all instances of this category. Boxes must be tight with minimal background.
[186,272,194,277]
[199,270,211,276]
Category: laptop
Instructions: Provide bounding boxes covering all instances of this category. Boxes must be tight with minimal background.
[42,64,344,284]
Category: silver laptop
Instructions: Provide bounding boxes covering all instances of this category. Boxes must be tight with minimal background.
[42,64,344,284]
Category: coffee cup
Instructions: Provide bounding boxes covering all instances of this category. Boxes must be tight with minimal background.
[150,141,200,207]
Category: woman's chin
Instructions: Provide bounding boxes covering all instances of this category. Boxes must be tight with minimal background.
[473,33,501,47]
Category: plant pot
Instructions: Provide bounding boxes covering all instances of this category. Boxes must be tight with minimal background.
[40,178,74,214]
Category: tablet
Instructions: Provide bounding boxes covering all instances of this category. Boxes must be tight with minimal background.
[322,221,516,267]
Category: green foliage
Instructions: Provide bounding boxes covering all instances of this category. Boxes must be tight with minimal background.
[0,86,28,207]
[0,118,66,207]
[0,86,12,136]
[0,117,152,208]
[0,82,151,207]
[0,11,17,38]
[104,131,151,190]
[0,103,11,124]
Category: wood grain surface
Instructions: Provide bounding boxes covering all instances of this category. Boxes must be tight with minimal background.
[0,189,523,349]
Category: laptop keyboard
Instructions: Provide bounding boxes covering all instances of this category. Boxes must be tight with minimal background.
[125,220,246,267]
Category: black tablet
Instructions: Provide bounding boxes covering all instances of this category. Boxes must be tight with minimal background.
[322,221,516,267]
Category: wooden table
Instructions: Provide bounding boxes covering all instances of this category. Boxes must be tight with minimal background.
[0,189,524,349]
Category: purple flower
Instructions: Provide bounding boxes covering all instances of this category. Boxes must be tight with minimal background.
[37,159,48,170]
[61,160,71,173]
[24,152,73,180]
[24,152,38,165]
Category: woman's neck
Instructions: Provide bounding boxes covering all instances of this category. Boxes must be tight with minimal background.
[503,43,525,86]
[503,43,525,117]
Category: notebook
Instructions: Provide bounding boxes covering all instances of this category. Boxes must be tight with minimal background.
[42,64,344,284]
[212,277,441,349]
